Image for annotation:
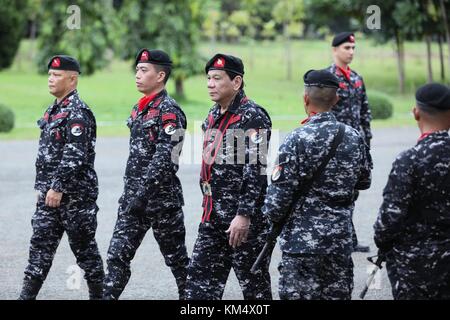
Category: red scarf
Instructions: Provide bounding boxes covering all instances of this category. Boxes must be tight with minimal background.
[137,93,158,112]
[337,65,351,81]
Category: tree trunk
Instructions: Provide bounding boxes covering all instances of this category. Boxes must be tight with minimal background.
[284,23,292,81]
[29,19,37,60]
[395,33,406,94]
[175,78,184,98]
[426,35,433,83]
[438,35,446,81]
[249,39,255,70]
[440,0,450,84]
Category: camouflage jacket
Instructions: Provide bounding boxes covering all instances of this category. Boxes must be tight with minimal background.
[374,130,450,252]
[35,90,98,200]
[263,112,372,255]
[120,89,186,211]
[200,89,272,226]
[327,64,372,145]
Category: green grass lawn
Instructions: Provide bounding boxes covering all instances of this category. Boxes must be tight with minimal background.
[0,39,447,140]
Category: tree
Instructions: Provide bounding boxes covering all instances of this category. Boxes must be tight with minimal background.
[35,0,120,75]
[421,0,442,83]
[438,0,450,84]
[0,0,28,70]
[354,0,421,93]
[303,0,360,36]
[241,0,277,40]
[202,0,221,50]
[272,0,304,80]
[118,0,204,98]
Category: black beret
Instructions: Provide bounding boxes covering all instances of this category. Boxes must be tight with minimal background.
[47,55,81,73]
[205,53,244,76]
[416,83,450,111]
[332,32,355,47]
[135,49,172,67]
[303,69,340,89]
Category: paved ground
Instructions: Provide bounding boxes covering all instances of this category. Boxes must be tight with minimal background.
[0,126,419,300]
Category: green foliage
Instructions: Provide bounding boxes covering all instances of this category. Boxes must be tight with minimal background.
[35,0,121,75]
[273,0,304,24]
[117,0,205,96]
[0,103,15,133]
[369,92,394,120]
[0,0,28,70]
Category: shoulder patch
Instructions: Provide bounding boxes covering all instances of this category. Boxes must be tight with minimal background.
[163,122,177,135]
[271,165,283,182]
[162,113,177,122]
[67,119,87,142]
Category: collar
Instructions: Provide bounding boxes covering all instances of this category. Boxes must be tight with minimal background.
[332,64,351,81]
[137,89,166,112]
[213,89,247,115]
[336,64,351,81]
[302,111,336,125]
[301,111,317,124]
[418,130,449,143]
[53,89,77,107]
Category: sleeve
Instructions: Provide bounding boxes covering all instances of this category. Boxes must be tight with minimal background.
[355,136,372,191]
[262,134,304,223]
[235,110,272,218]
[360,77,373,146]
[137,104,186,197]
[373,151,415,251]
[50,111,92,193]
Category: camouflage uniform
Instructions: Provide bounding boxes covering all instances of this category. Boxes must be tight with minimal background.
[103,89,189,300]
[263,112,371,300]
[374,130,450,300]
[326,64,372,146]
[327,63,373,248]
[21,90,104,299]
[186,89,273,300]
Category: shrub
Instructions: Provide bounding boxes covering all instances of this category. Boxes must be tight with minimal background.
[369,92,393,120]
[0,104,15,133]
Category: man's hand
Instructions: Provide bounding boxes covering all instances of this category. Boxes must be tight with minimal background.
[45,189,63,208]
[226,215,250,248]
[126,197,148,224]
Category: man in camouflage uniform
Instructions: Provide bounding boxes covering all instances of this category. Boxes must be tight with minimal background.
[19,55,104,300]
[185,54,272,300]
[103,49,189,300]
[326,32,373,252]
[374,83,450,300]
[263,70,371,300]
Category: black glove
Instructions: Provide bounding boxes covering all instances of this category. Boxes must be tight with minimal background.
[126,197,148,224]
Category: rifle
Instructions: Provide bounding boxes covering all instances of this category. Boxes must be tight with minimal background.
[359,253,386,299]
[250,124,345,274]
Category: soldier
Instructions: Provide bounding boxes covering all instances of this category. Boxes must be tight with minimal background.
[374,83,450,300]
[326,32,373,252]
[185,54,273,300]
[263,70,371,300]
[19,55,104,300]
[103,49,189,300]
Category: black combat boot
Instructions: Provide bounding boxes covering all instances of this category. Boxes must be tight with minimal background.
[18,277,43,300]
[87,282,104,300]
[173,266,188,300]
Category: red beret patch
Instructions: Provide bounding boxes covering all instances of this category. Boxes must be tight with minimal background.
[349,35,355,43]
[51,58,61,68]
[141,51,149,61]
[213,58,225,68]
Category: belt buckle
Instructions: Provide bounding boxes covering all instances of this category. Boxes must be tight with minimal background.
[202,182,212,196]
